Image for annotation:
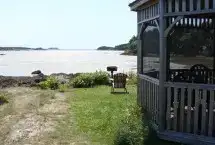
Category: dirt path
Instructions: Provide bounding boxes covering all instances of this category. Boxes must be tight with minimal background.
[0,87,69,145]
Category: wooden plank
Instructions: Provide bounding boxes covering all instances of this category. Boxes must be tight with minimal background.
[141,10,144,21]
[166,87,172,130]
[154,4,157,16]
[164,9,215,17]
[201,90,207,135]
[139,74,159,85]
[186,87,192,133]
[213,0,215,9]
[148,6,151,18]
[137,11,142,22]
[189,18,192,26]
[182,0,186,11]
[180,87,185,132]
[158,130,215,145]
[150,6,153,17]
[145,80,147,108]
[189,0,194,11]
[146,81,149,110]
[140,79,142,107]
[205,0,209,9]
[151,82,153,115]
[148,81,150,112]
[200,18,203,27]
[149,82,152,113]
[151,6,154,18]
[152,84,154,119]
[206,18,209,28]
[196,18,200,27]
[157,85,159,123]
[168,0,172,12]
[155,2,158,15]
[155,85,158,123]
[175,0,179,12]
[165,82,215,91]
[142,79,145,106]
[208,90,214,136]
[144,80,147,107]
[152,83,155,121]
[142,79,145,107]
[144,9,147,19]
[155,85,159,123]
[173,87,178,131]
[197,0,201,10]
[139,79,141,106]
[153,83,156,120]
[194,89,200,134]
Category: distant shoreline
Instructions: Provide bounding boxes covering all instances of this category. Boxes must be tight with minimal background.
[97,49,136,56]
[0,47,59,51]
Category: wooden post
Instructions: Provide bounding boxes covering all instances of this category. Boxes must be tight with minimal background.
[213,19,215,84]
[137,23,141,106]
[137,36,143,74]
[138,23,146,75]
[159,0,167,131]
[137,23,145,106]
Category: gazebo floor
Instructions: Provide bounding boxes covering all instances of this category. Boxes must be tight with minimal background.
[158,130,215,145]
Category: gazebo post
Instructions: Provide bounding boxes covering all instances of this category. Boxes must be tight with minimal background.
[213,18,215,83]
[137,23,147,106]
[138,23,146,75]
[137,28,143,106]
[158,0,167,131]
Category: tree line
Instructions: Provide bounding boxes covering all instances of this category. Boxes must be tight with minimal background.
[98,25,214,57]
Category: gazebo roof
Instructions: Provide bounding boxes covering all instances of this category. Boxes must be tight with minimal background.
[129,0,154,11]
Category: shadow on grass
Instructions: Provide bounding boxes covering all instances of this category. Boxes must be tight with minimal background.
[111,92,129,95]
[144,129,181,145]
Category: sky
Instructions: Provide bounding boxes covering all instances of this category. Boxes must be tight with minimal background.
[0,0,136,49]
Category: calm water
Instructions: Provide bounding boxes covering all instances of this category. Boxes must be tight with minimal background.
[0,50,137,76]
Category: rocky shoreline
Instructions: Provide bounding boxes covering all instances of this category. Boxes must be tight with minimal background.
[0,71,78,88]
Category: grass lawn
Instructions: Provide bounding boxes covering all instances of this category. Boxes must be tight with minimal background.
[67,85,180,145]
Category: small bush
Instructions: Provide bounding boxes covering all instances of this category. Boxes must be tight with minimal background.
[93,71,109,85]
[71,73,95,88]
[38,76,59,90]
[71,71,109,88]
[0,95,8,105]
[38,81,49,89]
[127,71,137,85]
[114,105,147,145]
[59,84,68,92]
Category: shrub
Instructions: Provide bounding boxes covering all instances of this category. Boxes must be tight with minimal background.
[93,71,109,85]
[114,105,147,145]
[59,84,68,92]
[38,76,59,90]
[38,81,49,89]
[0,94,8,105]
[71,73,95,88]
[71,71,109,88]
[127,71,137,85]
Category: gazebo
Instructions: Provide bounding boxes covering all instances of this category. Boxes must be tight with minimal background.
[129,0,215,144]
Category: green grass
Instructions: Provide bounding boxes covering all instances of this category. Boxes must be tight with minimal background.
[69,85,180,145]
[71,86,137,144]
